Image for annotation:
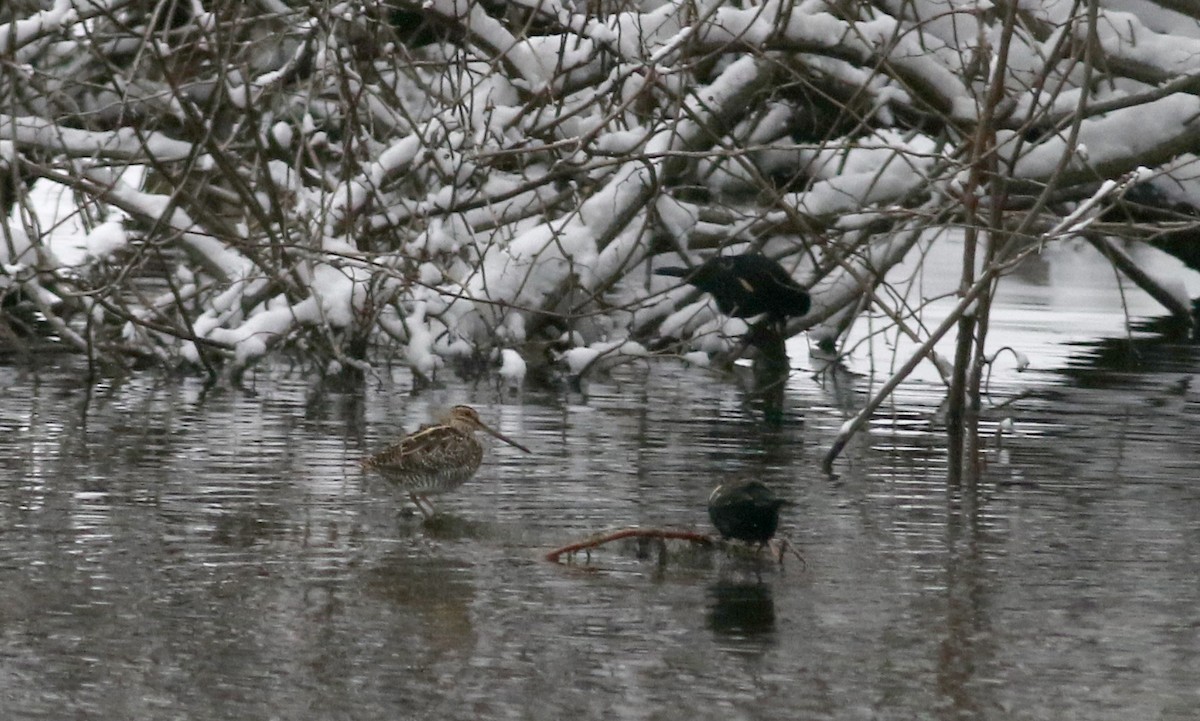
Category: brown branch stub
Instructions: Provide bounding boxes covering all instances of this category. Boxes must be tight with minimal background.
[544,526,715,563]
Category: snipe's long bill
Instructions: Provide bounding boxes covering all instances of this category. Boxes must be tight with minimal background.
[361,405,531,519]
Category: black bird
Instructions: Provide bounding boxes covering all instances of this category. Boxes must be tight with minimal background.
[707,480,787,548]
[655,254,810,323]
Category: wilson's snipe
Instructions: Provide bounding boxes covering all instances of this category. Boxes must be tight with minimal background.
[361,405,531,518]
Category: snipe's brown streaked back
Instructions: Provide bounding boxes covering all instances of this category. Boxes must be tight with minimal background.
[361,405,531,519]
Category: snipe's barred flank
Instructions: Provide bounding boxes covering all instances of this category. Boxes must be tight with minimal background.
[361,405,531,519]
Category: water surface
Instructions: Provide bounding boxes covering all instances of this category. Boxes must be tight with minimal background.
[2,242,1199,720]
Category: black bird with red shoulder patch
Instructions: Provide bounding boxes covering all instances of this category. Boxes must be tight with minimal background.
[655,253,810,323]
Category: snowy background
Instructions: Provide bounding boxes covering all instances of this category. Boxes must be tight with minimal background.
[2,0,1199,389]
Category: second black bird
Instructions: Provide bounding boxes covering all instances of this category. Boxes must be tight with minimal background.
[655,253,810,323]
[708,480,788,548]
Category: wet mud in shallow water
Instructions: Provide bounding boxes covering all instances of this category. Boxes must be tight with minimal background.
[3,250,1200,719]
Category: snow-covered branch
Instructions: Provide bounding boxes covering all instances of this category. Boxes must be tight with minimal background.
[3,0,1198,387]
[0,0,134,56]
[0,115,199,161]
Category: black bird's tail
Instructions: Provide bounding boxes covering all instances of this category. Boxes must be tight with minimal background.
[654,266,690,278]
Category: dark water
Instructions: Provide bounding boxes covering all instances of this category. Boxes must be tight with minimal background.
[3,246,1200,720]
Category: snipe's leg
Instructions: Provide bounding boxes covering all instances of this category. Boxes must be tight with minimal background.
[410,493,436,519]
[420,495,438,519]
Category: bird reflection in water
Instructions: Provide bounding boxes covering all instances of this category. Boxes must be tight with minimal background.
[707,581,777,642]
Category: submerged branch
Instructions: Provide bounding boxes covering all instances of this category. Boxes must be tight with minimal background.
[822,263,1006,475]
[545,527,715,563]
